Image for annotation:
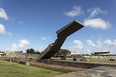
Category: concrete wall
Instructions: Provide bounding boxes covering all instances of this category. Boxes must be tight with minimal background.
[0,51,39,58]
[84,55,116,59]
[29,59,116,68]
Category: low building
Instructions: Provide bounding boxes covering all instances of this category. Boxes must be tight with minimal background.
[69,52,79,56]
[92,52,110,55]
[0,51,6,57]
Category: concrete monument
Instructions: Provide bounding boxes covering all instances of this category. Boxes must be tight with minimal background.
[36,20,84,61]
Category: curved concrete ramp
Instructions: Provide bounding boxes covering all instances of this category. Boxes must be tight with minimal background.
[36,20,84,61]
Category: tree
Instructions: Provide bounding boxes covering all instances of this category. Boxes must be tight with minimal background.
[35,51,41,54]
[26,48,41,54]
[26,49,30,53]
[15,51,23,53]
[56,49,71,57]
[26,48,35,54]
[30,48,35,54]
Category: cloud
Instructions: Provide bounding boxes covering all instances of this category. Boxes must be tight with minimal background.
[87,7,107,18]
[103,39,116,45]
[84,18,111,30]
[69,40,83,49]
[86,40,96,47]
[36,46,44,52]
[10,44,19,51]
[86,39,116,52]
[82,49,91,53]
[49,36,52,38]
[86,49,90,52]
[18,44,24,48]
[91,35,95,38]
[18,21,23,24]
[0,24,12,36]
[73,40,83,45]
[87,39,103,48]
[64,6,84,17]
[41,37,47,41]
[7,39,30,51]
[96,38,103,48]
[8,44,24,51]
[7,32,12,36]
[0,24,6,34]
[19,39,30,45]
[0,8,9,20]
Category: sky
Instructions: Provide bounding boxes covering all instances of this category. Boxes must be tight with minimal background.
[0,0,116,54]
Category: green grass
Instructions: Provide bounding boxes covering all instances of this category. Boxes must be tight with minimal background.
[30,64,73,73]
[0,59,63,77]
[52,57,116,63]
[87,58,116,63]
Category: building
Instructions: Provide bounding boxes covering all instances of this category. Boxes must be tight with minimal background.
[0,51,6,57]
[92,52,110,55]
[69,52,79,56]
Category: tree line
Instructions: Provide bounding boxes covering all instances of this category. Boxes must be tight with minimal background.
[15,48,71,56]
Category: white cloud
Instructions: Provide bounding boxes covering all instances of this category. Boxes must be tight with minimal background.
[0,24,12,36]
[87,39,103,48]
[86,39,116,52]
[11,44,19,51]
[92,47,109,52]
[96,38,103,48]
[19,39,30,45]
[86,49,90,52]
[7,39,30,51]
[0,8,9,20]
[64,6,84,17]
[37,46,44,52]
[73,40,83,45]
[49,36,52,38]
[19,44,24,48]
[0,24,6,34]
[9,44,24,51]
[86,40,96,47]
[103,39,116,45]
[91,35,95,38]
[83,49,91,52]
[41,37,47,41]
[84,18,111,30]
[18,21,23,24]
[7,32,12,36]
[69,40,83,49]
[103,39,112,44]
[87,7,107,18]
[114,40,116,44]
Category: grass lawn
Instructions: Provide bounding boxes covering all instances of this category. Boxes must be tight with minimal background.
[52,57,116,63]
[87,58,116,63]
[0,59,63,77]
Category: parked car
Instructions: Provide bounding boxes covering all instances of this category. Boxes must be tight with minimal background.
[109,59,115,61]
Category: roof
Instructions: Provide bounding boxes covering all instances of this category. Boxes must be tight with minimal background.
[0,51,5,53]
[94,52,110,54]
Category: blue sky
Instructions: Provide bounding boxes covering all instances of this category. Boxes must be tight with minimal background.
[0,0,116,54]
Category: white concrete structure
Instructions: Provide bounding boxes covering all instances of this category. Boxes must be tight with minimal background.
[70,52,79,56]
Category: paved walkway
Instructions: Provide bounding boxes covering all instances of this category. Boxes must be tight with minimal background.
[55,66,116,77]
